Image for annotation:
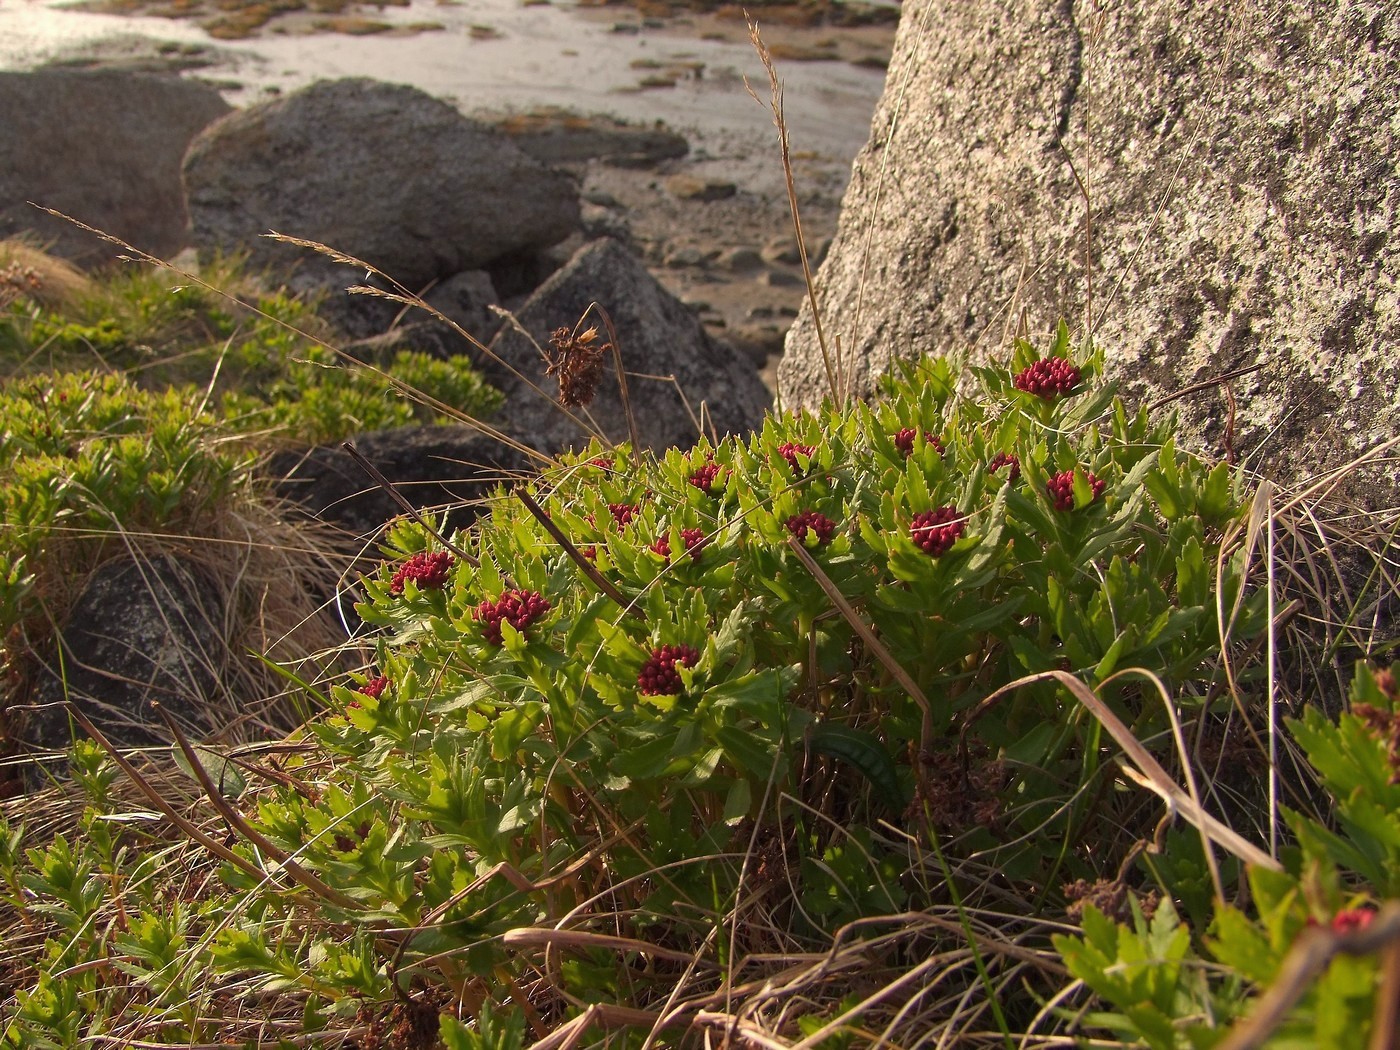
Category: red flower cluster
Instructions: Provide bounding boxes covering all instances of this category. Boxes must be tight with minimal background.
[1330,908,1375,935]
[389,551,454,594]
[475,589,551,645]
[1013,357,1082,399]
[608,502,639,528]
[777,442,815,472]
[786,509,836,546]
[589,457,613,469]
[1046,470,1105,511]
[688,461,723,496]
[910,506,965,556]
[637,643,700,696]
[987,451,1021,483]
[894,428,944,458]
[359,675,390,699]
[651,528,708,563]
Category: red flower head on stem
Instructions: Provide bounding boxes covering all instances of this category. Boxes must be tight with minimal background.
[786,509,836,547]
[608,503,639,529]
[689,461,723,496]
[894,428,944,459]
[359,675,390,699]
[389,551,454,594]
[1046,470,1105,511]
[777,442,815,473]
[1013,358,1082,400]
[651,528,708,563]
[637,643,701,696]
[987,451,1021,483]
[475,589,552,645]
[910,506,965,557]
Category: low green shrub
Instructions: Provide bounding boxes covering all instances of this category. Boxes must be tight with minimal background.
[5,325,1349,1048]
[1055,659,1400,1049]
[0,256,500,725]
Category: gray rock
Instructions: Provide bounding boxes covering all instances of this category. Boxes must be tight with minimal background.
[340,321,474,367]
[664,245,707,269]
[761,236,803,265]
[183,78,580,289]
[487,108,689,168]
[665,175,738,202]
[0,70,229,262]
[269,425,535,540]
[760,269,805,288]
[22,556,226,755]
[780,2,1400,501]
[727,323,787,366]
[717,246,764,272]
[423,270,501,344]
[483,238,771,452]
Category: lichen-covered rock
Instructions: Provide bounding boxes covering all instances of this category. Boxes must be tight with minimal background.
[183,78,580,289]
[22,556,226,756]
[483,238,772,453]
[0,70,230,262]
[781,2,1399,499]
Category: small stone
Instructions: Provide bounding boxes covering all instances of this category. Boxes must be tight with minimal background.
[760,268,804,288]
[762,236,803,264]
[665,174,737,202]
[665,246,706,268]
[746,305,775,319]
[717,246,763,271]
[583,189,621,208]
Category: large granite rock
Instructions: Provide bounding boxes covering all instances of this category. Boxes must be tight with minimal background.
[183,78,581,290]
[780,3,1399,497]
[0,70,230,262]
[483,238,772,453]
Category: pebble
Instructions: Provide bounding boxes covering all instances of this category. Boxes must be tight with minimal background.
[716,246,763,271]
[665,174,737,202]
[665,246,706,268]
[762,236,803,264]
[760,269,804,288]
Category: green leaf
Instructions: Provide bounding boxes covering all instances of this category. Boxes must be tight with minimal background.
[490,702,543,761]
[806,723,904,811]
[171,744,247,800]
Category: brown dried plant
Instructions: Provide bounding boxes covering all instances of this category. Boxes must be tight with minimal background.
[544,323,610,408]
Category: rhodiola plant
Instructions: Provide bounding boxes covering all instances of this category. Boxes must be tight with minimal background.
[5,326,1280,1046]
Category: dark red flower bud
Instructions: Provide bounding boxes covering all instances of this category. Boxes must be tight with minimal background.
[1046,470,1105,511]
[689,461,723,496]
[389,551,454,594]
[910,506,965,557]
[786,509,836,547]
[777,442,816,473]
[637,643,701,696]
[987,451,1021,483]
[608,502,639,529]
[653,528,708,563]
[359,675,390,699]
[475,589,552,645]
[1013,357,1082,399]
[894,428,944,459]
[1331,908,1376,935]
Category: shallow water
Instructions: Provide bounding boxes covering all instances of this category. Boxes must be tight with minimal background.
[0,0,889,195]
